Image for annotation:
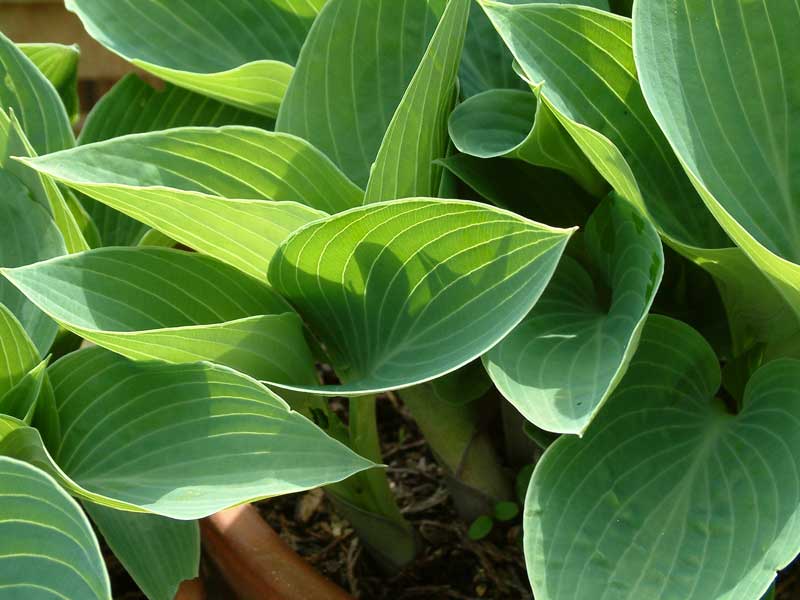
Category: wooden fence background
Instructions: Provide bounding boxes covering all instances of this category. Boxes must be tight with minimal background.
[0,0,137,118]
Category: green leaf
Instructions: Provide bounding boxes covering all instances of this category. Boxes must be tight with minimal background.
[0,360,48,425]
[268,198,574,395]
[63,188,102,249]
[25,125,361,214]
[65,0,324,118]
[364,0,469,204]
[138,229,177,249]
[0,171,66,353]
[79,74,274,147]
[634,0,800,322]
[0,347,375,519]
[468,515,494,540]
[428,359,492,406]
[276,0,445,187]
[1,247,317,384]
[22,161,327,280]
[18,42,80,123]
[0,456,111,600]
[0,304,60,449]
[0,31,74,154]
[84,503,199,600]
[20,126,365,276]
[494,500,519,522]
[524,316,800,600]
[0,303,41,398]
[760,583,776,600]
[515,464,534,504]
[77,73,275,247]
[485,195,664,435]
[459,0,527,97]
[1,109,89,253]
[479,0,800,347]
[478,2,724,250]
[448,88,605,196]
[438,154,594,228]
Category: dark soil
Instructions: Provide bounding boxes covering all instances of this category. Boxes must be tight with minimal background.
[104,396,800,599]
[257,395,530,600]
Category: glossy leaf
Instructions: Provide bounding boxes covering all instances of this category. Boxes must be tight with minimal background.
[479,0,800,345]
[634,0,800,320]
[485,195,663,434]
[268,198,574,395]
[0,348,374,519]
[77,73,275,247]
[525,316,800,599]
[1,247,317,384]
[277,0,445,187]
[21,126,364,276]
[449,87,604,196]
[25,126,362,213]
[0,305,60,450]
[85,503,199,600]
[0,456,111,600]
[65,0,325,117]
[0,31,73,154]
[79,75,274,147]
[0,304,41,399]
[1,109,89,253]
[438,154,594,228]
[364,0,470,203]
[0,171,66,353]
[18,42,80,122]
[459,0,527,97]
[0,360,47,426]
[478,2,723,249]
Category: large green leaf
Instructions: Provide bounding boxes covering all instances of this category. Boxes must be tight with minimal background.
[485,195,663,434]
[525,315,800,600]
[65,0,324,117]
[1,247,317,384]
[634,0,800,319]
[20,127,364,276]
[448,88,606,196]
[0,36,84,251]
[477,1,725,248]
[0,348,374,519]
[79,75,274,147]
[25,125,361,214]
[364,0,469,203]
[0,456,111,600]
[479,0,800,346]
[459,0,527,97]
[84,504,199,600]
[0,171,65,353]
[18,42,80,123]
[77,73,275,247]
[268,198,574,395]
[0,32,73,154]
[438,154,594,228]
[276,0,445,187]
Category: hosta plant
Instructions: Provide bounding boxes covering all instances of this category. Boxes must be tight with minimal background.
[1,0,799,599]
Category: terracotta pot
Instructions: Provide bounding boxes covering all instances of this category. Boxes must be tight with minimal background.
[174,578,206,600]
[201,504,354,600]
